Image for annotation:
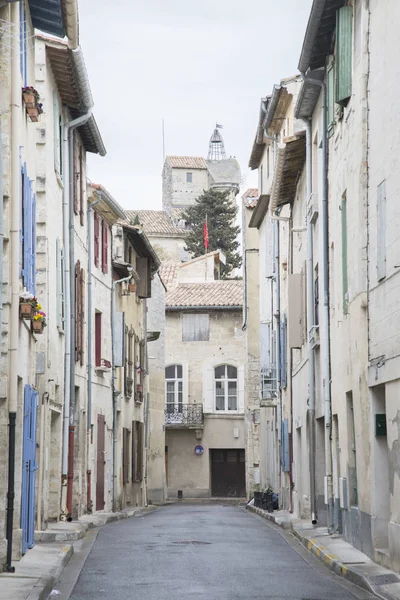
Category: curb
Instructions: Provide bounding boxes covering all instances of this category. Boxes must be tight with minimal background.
[26,544,73,600]
[246,505,394,600]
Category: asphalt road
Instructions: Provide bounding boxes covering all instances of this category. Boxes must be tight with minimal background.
[68,504,376,600]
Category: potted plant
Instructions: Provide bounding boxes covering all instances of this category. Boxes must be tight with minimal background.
[32,310,47,334]
[19,292,38,319]
[22,86,43,122]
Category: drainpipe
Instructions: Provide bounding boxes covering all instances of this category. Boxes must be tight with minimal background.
[6,1,20,572]
[143,300,149,507]
[61,107,93,521]
[303,117,317,525]
[111,271,133,512]
[300,71,333,531]
[86,196,100,513]
[273,216,281,499]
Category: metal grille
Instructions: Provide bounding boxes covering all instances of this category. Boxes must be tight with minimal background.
[164,404,203,426]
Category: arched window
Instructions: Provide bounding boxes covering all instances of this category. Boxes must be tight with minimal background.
[165,365,183,413]
[214,365,237,411]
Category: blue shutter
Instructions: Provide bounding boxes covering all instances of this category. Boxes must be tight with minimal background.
[31,192,36,294]
[280,315,287,389]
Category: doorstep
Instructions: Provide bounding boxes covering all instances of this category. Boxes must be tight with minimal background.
[35,506,156,543]
[247,503,400,600]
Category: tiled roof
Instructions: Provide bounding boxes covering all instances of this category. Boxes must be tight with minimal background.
[159,262,180,290]
[166,280,243,309]
[166,156,208,170]
[242,188,259,208]
[125,210,186,235]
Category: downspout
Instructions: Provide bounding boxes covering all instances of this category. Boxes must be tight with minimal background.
[61,107,93,520]
[6,1,20,572]
[143,299,149,507]
[111,271,133,512]
[87,197,100,431]
[300,71,333,531]
[273,217,281,499]
[303,117,317,525]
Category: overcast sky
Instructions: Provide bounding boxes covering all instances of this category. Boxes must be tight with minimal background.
[79,0,312,210]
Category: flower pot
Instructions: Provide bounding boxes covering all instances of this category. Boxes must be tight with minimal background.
[32,320,44,334]
[128,283,136,293]
[20,302,35,320]
[23,92,36,108]
[27,107,39,122]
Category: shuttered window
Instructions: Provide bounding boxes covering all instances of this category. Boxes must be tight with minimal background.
[136,257,151,298]
[94,213,100,267]
[102,220,108,274]
[377,180,386,281]
[75,262,85,365]
[122,428,130,484]
[95,312,102,367]
[21,163,36,295]
[19,2,27,85]
[336,6,353,105]
[125,326,135,398]
[135,340,145,403]
[132,421,144,482]
[56,238,65,331]
[182,313,209,342]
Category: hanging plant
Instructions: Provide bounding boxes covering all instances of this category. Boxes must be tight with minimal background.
[22,86,43,122]
[19,292,39,319]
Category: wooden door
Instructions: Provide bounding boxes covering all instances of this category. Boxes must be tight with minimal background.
[211,449,245,497]
[96,414,105,510]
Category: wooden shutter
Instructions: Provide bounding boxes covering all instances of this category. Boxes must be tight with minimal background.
[94,213,99,267]
[80,268,85,366]
[75,261,81,362]
[377,181,386,282]
[123,428,130,484]
[102,221,108,274]
[336,6,353,104]
[95,313,102,366]
[136,257,151,298]
[131,420,137,481]
[137,422,144,481]
[79,144,84,226]
[73,132,78,215]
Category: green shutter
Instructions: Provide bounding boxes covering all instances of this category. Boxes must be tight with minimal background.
[327,59,335,136]
[341,198,348,314]
[336,6,353,104]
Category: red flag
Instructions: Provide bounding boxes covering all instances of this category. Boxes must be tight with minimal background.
[203,216,209,251]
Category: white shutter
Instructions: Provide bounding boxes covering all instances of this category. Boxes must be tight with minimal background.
[114,312,125,367]
[203,365,214,413]
[238,365,245,413]
[182,361,189,404]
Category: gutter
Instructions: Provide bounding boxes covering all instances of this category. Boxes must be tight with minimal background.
[64,0,79,49]
[166,305,242,312]
[298,0,327,74]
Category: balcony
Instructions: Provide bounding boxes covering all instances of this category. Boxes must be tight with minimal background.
[164,404,204,429]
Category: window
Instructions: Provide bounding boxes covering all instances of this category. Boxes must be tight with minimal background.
[336,6,353,105]
[186,172,192,183]
[182,313,209,342]
[75,262,85,365]
[21,163,36,294]
[94,212,100,267]
[341,196,348,313]
[19,2,27,85]
[56,238,65,331]
[122,428,130,484]
[53,92,62,177]
[377,180,386,281]
[215,365,237,411]
[125,326,135,398]
[95,312,102,367]
[132,421,144,482]
[165,365,183,413]
[101,220,108,274]
[136,340,145,403]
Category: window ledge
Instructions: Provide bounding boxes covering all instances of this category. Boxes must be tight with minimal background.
[205,413,244,419]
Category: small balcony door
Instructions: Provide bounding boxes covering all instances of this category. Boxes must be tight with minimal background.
[165,365,183,422]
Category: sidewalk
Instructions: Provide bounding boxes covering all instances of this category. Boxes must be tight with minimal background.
[0,506,155,600]
[247,503,400,600]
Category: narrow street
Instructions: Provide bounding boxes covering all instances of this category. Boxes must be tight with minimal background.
[67,505,375,600]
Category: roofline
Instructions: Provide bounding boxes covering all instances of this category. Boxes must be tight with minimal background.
[249,194,270,228]
[89,184,126,221]
[298,0,326,73]
[294,69,325,119]
[121,223,161,271]
[166,305,242,312]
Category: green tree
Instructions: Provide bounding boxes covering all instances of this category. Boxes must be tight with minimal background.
[182,189,241,278]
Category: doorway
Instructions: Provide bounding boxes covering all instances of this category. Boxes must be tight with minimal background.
[371,385,389,549]
[210,449,245,497]
[96,414,105,511]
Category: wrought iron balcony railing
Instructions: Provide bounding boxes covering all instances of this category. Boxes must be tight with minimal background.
[164,404,203,427]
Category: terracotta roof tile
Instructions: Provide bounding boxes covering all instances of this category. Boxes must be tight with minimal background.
[159,262,180,290]
[166,156,208,170]
[166,280,243,309]
[125,210,186,235]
